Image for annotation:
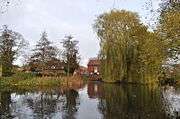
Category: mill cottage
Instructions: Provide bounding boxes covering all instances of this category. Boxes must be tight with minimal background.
[87,58,101,80]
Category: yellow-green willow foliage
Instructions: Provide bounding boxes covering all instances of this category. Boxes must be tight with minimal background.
[94,10,166,84]
[158,10,180,61]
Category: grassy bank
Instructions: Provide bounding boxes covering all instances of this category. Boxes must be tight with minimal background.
[0,72,84,91]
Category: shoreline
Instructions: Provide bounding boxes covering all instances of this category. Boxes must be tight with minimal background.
[0,73,179,92]
[0,75,84,91]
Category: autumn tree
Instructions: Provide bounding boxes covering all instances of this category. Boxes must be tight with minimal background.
[94,10,165,83]
[158,0,180,62]
[0,25,26,76]
[62,35,80,76]
[29,31,57,75]
[159,0,180,13]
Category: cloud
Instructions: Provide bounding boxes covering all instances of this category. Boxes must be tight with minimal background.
[0,0,160,66]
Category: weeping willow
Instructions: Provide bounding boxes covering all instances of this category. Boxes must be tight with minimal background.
[94,10,165,84]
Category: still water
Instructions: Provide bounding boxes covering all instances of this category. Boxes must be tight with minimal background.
[0,82,180,119]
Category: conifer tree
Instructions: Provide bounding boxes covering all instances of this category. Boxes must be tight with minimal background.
[62,35,80,76]
[29,31,57,75]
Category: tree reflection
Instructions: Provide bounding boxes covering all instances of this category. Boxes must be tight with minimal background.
[62,89,79,119]
[27,92,58,119]
[97,84,168,119]
[24,89,79,119]
[0,83,82,119]
[0,83,174,119]
[0,91,12,119]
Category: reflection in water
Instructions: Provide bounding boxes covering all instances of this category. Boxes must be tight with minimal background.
[0,89,80,119]
[97,84,168,119]
[162,86,180,118]
[0,92,12,119]
[63,89,79,119]
[88,82,103,99]
[0,82,180,119]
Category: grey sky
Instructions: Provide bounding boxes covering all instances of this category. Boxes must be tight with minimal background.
[0,0,161,66]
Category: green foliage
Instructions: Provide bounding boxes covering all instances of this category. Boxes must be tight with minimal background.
[0,74,83,91]
[0,25,26,77]
[158,0,180,61]
[0,74,60,89]
[12,72,36,80]
[94,10,166,84]
[62,35,80,75]
[0,72,35,87]
[29,31,58,74]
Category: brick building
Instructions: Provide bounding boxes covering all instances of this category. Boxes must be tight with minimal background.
[87,58,101,80]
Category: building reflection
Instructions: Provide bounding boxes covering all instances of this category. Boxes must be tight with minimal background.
[87,81,103,99]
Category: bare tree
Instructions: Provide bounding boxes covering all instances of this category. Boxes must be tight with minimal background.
[0,0,19,13]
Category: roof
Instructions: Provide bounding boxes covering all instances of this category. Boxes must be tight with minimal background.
[79,66,87,70]
[87,58,100,66]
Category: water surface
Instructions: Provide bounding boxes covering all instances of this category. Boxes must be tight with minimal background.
[0,82,180,119]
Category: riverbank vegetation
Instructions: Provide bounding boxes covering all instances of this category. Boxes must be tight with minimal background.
[0,72,83,91]
[93,0,179,84]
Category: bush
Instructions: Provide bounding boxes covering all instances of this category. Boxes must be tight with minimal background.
[12,72,36,80]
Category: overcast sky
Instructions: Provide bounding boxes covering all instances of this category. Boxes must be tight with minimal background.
[0,0,161,66]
